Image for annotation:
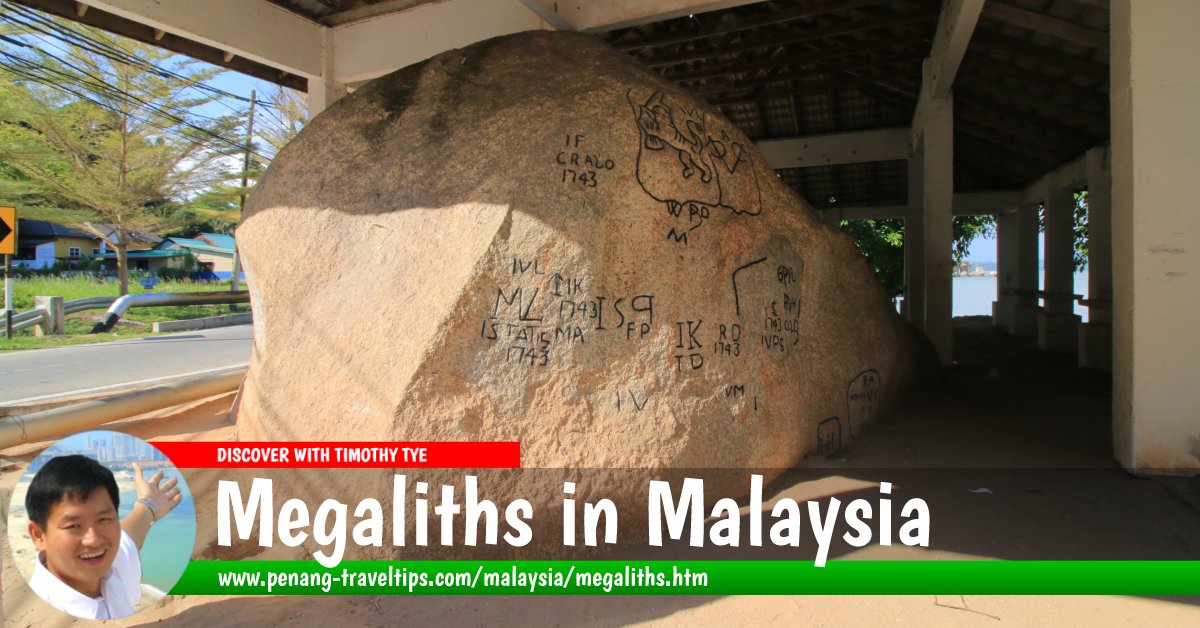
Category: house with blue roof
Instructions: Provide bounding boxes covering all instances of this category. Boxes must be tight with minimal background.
[88,232,241,280]
[159,233,242,280]
[17,219,159,270]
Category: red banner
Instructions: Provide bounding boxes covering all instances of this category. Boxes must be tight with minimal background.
[154,442,520,469]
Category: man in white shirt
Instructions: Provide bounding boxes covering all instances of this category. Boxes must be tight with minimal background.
[25,454,182,620]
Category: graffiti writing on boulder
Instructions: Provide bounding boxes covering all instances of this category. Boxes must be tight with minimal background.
[817,417,842,458]
[556,134,615,189]
[674,319,704,371]
[483,257,655,368]
[731,256,768,316]
[627,88,762,245]
[846,369,881,436]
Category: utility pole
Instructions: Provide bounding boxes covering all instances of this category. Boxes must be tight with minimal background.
[230,90,255,302]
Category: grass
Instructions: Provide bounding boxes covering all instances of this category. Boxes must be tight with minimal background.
[1,275,248,352]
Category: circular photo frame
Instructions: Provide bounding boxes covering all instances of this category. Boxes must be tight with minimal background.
[7,430,196,620]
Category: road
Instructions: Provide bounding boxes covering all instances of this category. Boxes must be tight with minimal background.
[0,324,253,405]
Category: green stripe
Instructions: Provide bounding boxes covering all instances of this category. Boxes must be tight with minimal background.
[171,560,1200,596]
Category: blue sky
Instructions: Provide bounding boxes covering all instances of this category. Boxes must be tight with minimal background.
[967,233,997,263]
[207,71,278,103]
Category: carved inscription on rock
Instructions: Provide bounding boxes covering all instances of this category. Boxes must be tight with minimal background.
[555,133,616,188]
[627,88,762,245]
[481,256,654,368]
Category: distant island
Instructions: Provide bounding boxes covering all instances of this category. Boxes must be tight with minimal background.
[954,261,998,277]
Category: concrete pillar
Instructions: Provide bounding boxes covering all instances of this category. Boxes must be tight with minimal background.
[1008,203,1041,337]
[1111,0,1200,473]
[33,295,64,336]
[308,27,347,116]
[1038,182,1081,353]
[904,150,925,327]
[1079,146,1113,370]
[921,96,954,365]
[992,208,1018,328]
[995,197,1056,334]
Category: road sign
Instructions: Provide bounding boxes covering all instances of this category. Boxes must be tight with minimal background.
[0,207,13,255]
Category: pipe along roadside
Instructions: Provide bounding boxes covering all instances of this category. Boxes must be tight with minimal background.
[90,291,250,333]
[0,366,245,449]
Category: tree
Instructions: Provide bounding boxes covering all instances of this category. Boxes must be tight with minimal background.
[840,215,996,297]
[257,84,308,154]
[1072,191,1089,271]
[172,84,307,228]
[0,15,241,294]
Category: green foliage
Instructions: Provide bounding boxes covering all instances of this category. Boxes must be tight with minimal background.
[0,274,237,351]
[257,85,309,154]
[1073,191,1089,272]
[7,274,234,310]
[1034,191,1090,272]
[839,215,997,297]
[840,218,906,296]
[0,16,242,294]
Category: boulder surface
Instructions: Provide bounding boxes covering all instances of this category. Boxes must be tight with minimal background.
[237,31,921,475]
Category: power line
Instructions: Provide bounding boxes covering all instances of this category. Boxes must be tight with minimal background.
[0,56,269,164]
[0,2,277,110]
[1,32,242,133]
[0,51,271,162]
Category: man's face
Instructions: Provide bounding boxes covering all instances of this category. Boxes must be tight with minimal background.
[28,487,121,596]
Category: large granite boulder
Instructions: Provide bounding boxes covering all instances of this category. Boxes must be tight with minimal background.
[236,31,922,475]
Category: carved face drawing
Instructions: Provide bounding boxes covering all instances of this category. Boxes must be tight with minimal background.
[628,89,762,216]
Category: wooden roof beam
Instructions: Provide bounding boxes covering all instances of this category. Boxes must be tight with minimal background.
[691,52,927,97]
[709,68,923,106]
[912,0,986,145]
[964,53,1108,104]
[615,0,885,51]
[10,0,312,90]
[667,31,930,81]
[959,67,1107,120]
[645,8,937,68]
[519,0,763,33]
[47,0,322,76]
[981,1,1108,50]
[955,93,1098,147]
[756,127,912,169]
[955,143,1039,185]
[958,75,1109,134]
[970,29,1109,81]
[955,128,1062,171]
[836,191,1026,219]
[955,105,1090,152]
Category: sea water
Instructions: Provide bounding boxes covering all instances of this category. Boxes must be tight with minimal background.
[117,469,196,593]
[952,271,1091,320]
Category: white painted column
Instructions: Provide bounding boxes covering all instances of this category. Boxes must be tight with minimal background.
[1079,146,1112,370]
[1009,203,1041,337]
[1038,182,1081,353]
[921,96,954,365]
[991,208,1018,328]
[1111,0,1200,473]
[904,150,925,327]
[308,27,346,116]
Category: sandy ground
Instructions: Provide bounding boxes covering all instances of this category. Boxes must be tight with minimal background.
[2,318,1199,626]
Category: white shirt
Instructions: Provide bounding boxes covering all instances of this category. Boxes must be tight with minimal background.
[29,529,142,620]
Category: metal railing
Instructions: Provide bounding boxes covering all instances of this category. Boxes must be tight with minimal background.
[0,366,246,448]
[90,291,250,333]
[1,308,48,333]
[3,291,250,335]
[64,296,118,315]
